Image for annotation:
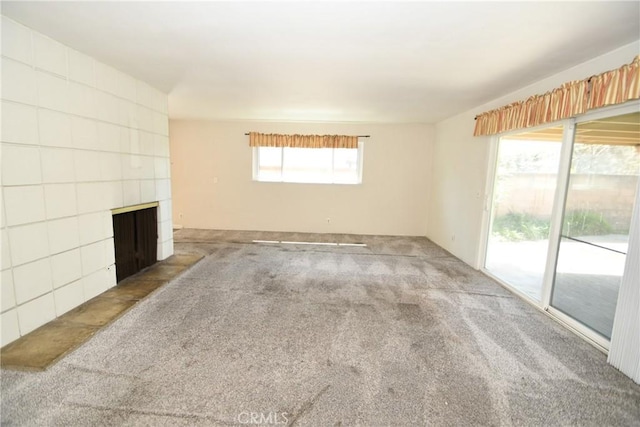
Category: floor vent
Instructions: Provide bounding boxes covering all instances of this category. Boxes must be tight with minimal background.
[252,240,367,247]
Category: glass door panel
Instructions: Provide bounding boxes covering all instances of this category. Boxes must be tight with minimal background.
[485,126,564,300]
[551,112,640,339]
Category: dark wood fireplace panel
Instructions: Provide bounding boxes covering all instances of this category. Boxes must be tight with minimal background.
[113,207,158,282]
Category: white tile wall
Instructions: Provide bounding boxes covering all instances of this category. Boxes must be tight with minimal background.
[140,157,155,179]
[82,269,109,300]
[120,127,134,150]
[78,212,107,245]
[33,33,67,77]
[97,123,121,153]
[53,279,84,316]
[77,182,107,214]
[1,269,16,312]
[47,217,80,255]
[95,62,120,95]
[123,181,141,206]
[1,194,5,228]
[1,310,20,346]
[139,131,154,156]
[105,181,124,207]
[1,16,33,65]
[158,219,173,243]
[1,101,39,144]
[120,101,138,130]
[154,157,170,179]
[69,81,97,118]
[1,228,13,269]
[81,240,106,275]
[140,180,156,203]
[38,109,73,148]
[68,49,95,87]
[104,213,114,239]
[17,293,56,335]
[13,257,53,304]
[8,222,49,266]
[158,238,174,260]
[36,71,69,112]
[119,75,137,102]
[100,152,123,181]
[4,186,46,226]
[122,154,140,180]
[132,131,143,155]
[71,116,99,150]
[44,183,77,219]
[153,111,169,136]
[2,57,37,104]
[158,200,172,223]
[74,150,102,182]
[105,238,116,265]
[137,81,156,108]
[41,148,76,183]
[1,17,172,346]
[155,135,170,158]
[106,265,117,288]
[50,249,82,289]
[156,179,172,201]
[137,105,154,132]
[1,144,42,185]
[95,91,120,124]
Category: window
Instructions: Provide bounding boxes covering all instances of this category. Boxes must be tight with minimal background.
[484,126,563,301]
[482,105,640,347]
[253,144,363,184]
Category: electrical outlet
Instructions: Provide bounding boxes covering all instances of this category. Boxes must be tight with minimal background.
[326,217,331,224]
[451,234,456,241]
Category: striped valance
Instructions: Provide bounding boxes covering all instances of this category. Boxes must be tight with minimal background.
[249,132,358,149]
[474,56,640,136]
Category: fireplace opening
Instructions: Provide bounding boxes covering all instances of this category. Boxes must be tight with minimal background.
[112,204,158,282]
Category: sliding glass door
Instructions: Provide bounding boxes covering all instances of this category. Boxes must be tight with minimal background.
[550,113,639,339]
[485,126,563,301]
[484,105,640,347]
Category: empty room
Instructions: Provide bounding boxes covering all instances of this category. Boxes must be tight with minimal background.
[1,1,640,426]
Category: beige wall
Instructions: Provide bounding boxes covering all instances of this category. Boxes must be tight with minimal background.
[427,40,640,268]
[170,121,433,236]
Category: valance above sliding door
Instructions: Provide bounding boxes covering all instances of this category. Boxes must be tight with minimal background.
[248,132,359,149]
[474,56,640,136]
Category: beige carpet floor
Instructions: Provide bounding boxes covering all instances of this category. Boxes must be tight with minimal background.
[1,229,639,426]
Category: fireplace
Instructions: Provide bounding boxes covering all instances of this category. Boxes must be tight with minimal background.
[112,203,159,282]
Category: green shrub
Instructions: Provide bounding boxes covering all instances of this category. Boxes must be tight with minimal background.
[492,212,550,242]
[492,210,614,242]
[562,210,612,236]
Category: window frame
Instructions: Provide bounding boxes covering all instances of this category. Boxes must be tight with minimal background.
[479,101,640,352]
[252,142,364,185]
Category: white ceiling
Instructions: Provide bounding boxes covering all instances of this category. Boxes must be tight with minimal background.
[2,1,639,123]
